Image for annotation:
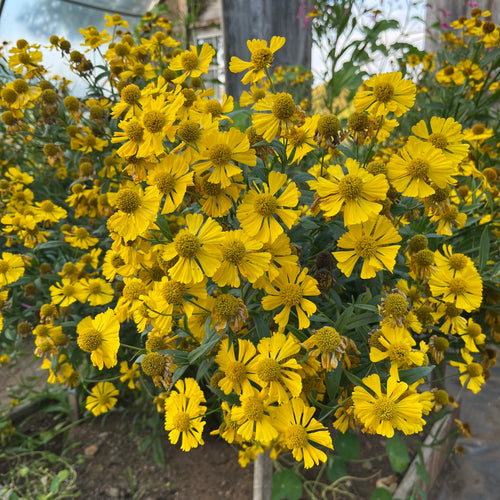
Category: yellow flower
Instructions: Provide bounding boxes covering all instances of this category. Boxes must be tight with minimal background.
[148,154,193,215]
[311,158,389,226]
[285,115,319,164]
[273,398,333,468]
[250,333,303,403]
[333,216,401,279]
[450,350,485,394]
[458,318,485,353]
[64,226,99,249]
[120,361,140,390]
[0,252,25,287]
[212,230,271,287]
[412,117,469,166]
[354,72,416,117]
[197,176,242,218]
[229,37,285,84]
[164,378,206,451]
[169,43,215,84]
[237,171,300,243]
[262,264,319,330]
[352,374,425,437]
[194,128,257,188]
[215,337,260,395]
[230,387,279,444]
[429,266,483,312]
[108,185,161,241]
[163,213,224,284]
[369,325,426,379]
[50,278,86,307]
[387,137,455,199]
[253,92,298,143]
[77,309,120,370]
[81,278,114,306]
[85,382,119,416]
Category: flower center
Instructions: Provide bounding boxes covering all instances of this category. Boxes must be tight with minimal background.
[285,425,308,449]
[208,143,232,167]
[338,174,363,200]
[373,395,395,421]
[448,253,468,270]
[472,123,485,135]
[156,171,177,194]
[111,254,125,268]
[88,281,102,294]
[408,159,429,179]
[206,100,223,116]
[314,326,341,352]
[442,206,459,223]
[172,411,191,432]
[224,241,246,265]
[384,293,408,316]
[251,48,273,70]
[272,93,296,121]
[445,303,460,317]
[288,128,307,147]
[162,280,186,304]
[214,294,240,318]
[177,120,200,142]
[354,235,376,259]
[116,189,141,213]
[143,110,165,134]
[141,352,165,376]
[429,132,448,149]
[257,358,281,382]
[433,337,449,351]
[413,249,434,267]
[62,284,76,297]
[279,283,303,307]
[40,200,54,211]
[77,328,102,352]
[123,280,146,301]
[466,323,482,338]
[466,362,483,378]
[125,119,144,142]
[0,261,10,274]
[180,51,199,71]
[226,361,247,384]
[202,178,222,196]
[388,343,411,364]
[174,232,200,259]
[373,82,394,103]
[242,396,264,421]
[254,193,278,217]
[252,88,266,101]
[74,227,90,239]
[448,278,467,296]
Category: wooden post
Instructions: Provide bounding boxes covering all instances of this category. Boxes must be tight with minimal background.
[253,449,273,500]
[222,0,312,99]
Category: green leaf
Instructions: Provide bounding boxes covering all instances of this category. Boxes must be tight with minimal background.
[416,461,430,484]
[479,225,490,271]
[399,366,434,386]
[335,305,354,333]
[326,456,348,482]
[370,487,393,500]
[334,431,360,461]
[50,475,61,493]
[386,434,410,473]
[271,469,302,500]
[343,369,365,388]
[325,365,343,400]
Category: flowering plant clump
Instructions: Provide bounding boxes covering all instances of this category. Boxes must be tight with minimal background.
[0,5,498,482]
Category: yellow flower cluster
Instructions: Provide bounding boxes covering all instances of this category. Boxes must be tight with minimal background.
[0,7,498,472]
